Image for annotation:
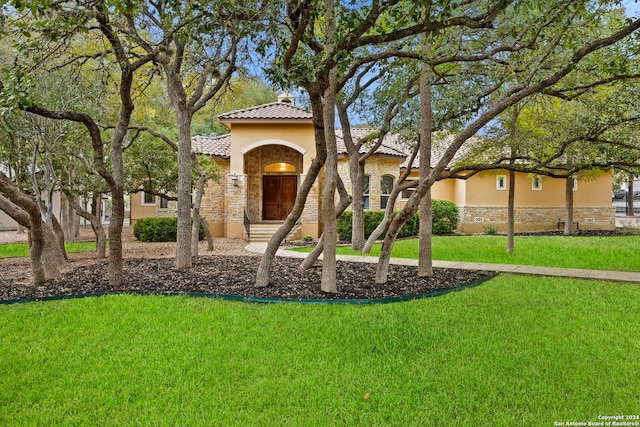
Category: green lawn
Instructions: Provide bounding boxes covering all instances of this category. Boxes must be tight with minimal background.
[0,241,99,258]
[1,275,638,426]
[294,234,640,271]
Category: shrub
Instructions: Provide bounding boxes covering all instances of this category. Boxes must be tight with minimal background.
[303,235,314,242]
[133,217,205,242]
[483,225,498,235]
[337,210,387,241]
[335,201,458,242]
[432,200,459,235]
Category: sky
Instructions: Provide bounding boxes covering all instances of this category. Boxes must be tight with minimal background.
[623,0,640,18]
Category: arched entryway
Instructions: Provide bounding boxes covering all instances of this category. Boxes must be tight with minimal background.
[243,145,303,222]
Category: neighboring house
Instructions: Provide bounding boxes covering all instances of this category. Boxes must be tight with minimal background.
[400,135,614,233]
[130,94,615,239]
[0,192,63,231]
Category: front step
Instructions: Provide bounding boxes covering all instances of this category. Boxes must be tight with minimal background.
[248,222,301,243]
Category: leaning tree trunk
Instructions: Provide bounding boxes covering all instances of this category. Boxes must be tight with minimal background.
[191,157,208,256]
[50,213,68,261]
[65,192,107,258]
[200,217,214,251]
[300,175,351,270]
[0,182,61,285]
[255,91,327,287]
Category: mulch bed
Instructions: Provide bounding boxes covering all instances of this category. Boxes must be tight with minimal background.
[0,255,494,303]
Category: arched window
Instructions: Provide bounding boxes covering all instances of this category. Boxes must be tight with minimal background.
[264,162,296,173]
[363,175,370,210]
[380,175,394,209]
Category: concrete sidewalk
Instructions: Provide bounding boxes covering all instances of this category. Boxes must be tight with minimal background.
[245,243,640,284]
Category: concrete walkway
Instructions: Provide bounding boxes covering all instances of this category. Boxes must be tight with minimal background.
[245,243,640,284]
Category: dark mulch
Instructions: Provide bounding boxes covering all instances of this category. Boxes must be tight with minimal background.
[0,255,494,303]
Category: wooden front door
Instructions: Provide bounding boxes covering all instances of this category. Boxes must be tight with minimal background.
[263,175,297,220]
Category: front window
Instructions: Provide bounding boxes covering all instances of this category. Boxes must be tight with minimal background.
[363,175,370,210]
[381,175,394,209]
[532,176,542,191]
[142,191,155,205]
[496,175,507,190]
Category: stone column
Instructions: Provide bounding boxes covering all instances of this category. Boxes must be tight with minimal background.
[225,172,248,239]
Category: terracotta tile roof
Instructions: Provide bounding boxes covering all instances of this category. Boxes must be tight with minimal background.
[191,127,417,162]
[400,133,488,170]
[217,102,313,121]
[336,128,410,158]
[191,134,231,158]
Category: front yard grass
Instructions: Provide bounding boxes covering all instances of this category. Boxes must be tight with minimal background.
[1,275,638,426]
[0,241,99,258]
[293,234,640,271]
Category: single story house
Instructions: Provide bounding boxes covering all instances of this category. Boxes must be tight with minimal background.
[130,94,615,239]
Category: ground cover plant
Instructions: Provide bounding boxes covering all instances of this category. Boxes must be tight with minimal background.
[0,241,99,259]
[294,234,640,271]
[1,275,638,426]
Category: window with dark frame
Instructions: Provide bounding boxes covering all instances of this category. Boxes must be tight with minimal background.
[363,175,370,210]
[380,175,394,209]
[143,191,155,205]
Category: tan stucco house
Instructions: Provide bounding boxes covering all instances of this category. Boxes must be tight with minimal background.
[130,94,615,240]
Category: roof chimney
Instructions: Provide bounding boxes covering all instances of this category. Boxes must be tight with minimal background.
[277,92,295,105]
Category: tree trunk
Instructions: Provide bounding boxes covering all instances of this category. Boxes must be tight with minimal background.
[361,179,410,254]
[418,188,433,276]
[200,217,214,251]
[564,176,575,235]
[320,25,339,293]
[108,114,128,288]
[627,175,634,216]
[108,181,125,287]
[191,158,208,256]
[175,108,194,269]
[350,158,366,251]
[50,213,68,261]
[300,175,351,270]
[65,192,107,258]
[0,178,60,285]
[61,193,70,241]
[255,91,327,287]
[507,169,516,252]
[418,41,433,277]
[506,106,519,253]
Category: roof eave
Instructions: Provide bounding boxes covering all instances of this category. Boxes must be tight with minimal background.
[219,118,314,126]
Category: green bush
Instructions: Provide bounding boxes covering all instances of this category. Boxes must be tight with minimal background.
[337,210,387,241]
[483,225,498,235]
[432,200,459,235]
[338,200,459,242]
[336,201,458,243]
[133,217,205,242]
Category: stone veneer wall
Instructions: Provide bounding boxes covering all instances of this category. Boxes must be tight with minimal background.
[458,206,616,233]
[198,159,230,237]
[337,156,404,211]
[299,172,321,238]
